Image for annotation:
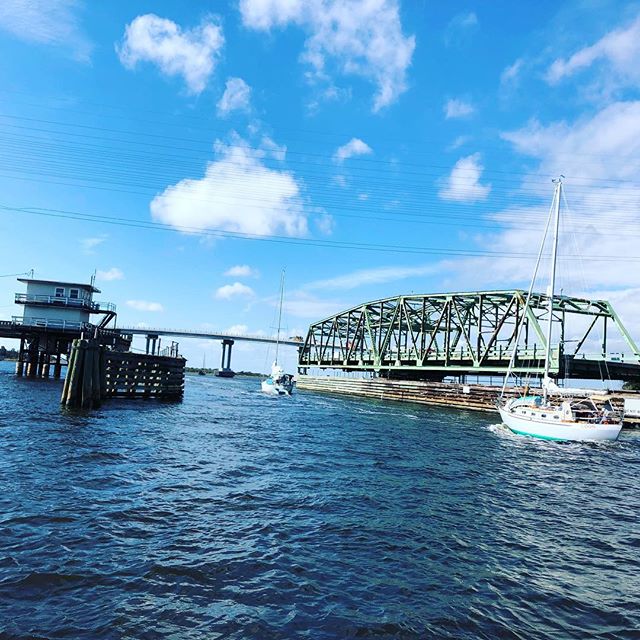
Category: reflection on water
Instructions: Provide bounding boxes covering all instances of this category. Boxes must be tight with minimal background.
[1,362,639,639]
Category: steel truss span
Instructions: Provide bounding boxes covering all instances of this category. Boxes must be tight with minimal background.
[298,290,640,381]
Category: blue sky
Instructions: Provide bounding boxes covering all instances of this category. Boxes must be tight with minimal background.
[1,0,640,371]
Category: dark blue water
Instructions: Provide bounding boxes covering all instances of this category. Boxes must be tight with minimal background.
[1,361,640,639]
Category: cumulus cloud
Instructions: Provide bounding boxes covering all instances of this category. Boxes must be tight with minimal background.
[0,0,91,60]
[501,101,640,183]
[151,135,309,237]
[439,153,491,202]
[224,265,258,278]
[546,15,640,89]
[444,98,474,119]
[215,282,255,299]
[333,137,373,163]
[96,267,124,281]
[437,100,640,298]
[239,0,415,111]
[217,77,252,115]
[117,14,224,94]
[127,300,164,312]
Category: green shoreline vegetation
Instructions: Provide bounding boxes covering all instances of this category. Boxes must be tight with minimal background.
[185,368,263,377]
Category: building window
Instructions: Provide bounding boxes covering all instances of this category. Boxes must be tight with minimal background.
[69,288,79,299]
[55,287,65,298]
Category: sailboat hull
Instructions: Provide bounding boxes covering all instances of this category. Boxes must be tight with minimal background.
[498,406,622,442]
[261,378,294,396]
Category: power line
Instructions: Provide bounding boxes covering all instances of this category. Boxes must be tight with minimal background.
[3,203,640,262]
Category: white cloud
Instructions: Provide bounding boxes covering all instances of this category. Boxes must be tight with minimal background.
[127,300,164,312]
[547,16,640,88]
[305,264,439,291]
[225,324,249,335]
[81,236,106,254]
[239,0,415,111]
[501,101,640,183]
[217,77,252,115]
[333,138,373,163]
[96,267,124,281]
[0,0,91,61]
[501,58,523,86]
[444,11,478,47]
[440,100,640,296]
[224,265,258,278]
[444,98,474,119]
[151,135,308,237]
[439,153,491,202]
[447,135,470,151]
[117,14,224,94]
[281,291,344,319]
[215,282,255,299]
[333,174,348,188]
[260,136,287,161]
[314,211,334,235]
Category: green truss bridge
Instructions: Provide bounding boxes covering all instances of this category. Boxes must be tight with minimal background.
[298,290,640,382]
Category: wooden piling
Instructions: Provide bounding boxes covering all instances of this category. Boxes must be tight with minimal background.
[61,339,102,409]
[15,338,25,377]
[53,354,62,379]
[62,340,185,408]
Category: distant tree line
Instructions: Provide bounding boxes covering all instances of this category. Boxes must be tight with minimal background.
[0,346,19,360]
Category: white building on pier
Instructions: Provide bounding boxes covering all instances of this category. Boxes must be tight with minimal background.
[15,278,116,330]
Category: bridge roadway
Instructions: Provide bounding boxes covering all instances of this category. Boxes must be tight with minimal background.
[116,326,302,348]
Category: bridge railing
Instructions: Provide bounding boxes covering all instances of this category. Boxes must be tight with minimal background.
[14,293,115,313]
[115,325,303,345]
[302,345,636,366]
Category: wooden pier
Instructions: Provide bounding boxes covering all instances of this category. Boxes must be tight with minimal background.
[61,338,185,408]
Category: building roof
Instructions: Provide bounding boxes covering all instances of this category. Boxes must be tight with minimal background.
[17,278,101,293]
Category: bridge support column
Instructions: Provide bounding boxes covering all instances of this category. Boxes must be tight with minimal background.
[225,340,233,369]
[145,334,159,355]
[219,339,234,375]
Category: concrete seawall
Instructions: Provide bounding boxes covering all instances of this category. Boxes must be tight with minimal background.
[296,375,640,424]
[297,375,508,412]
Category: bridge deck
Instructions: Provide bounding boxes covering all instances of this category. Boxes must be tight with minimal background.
[115,326,302,347]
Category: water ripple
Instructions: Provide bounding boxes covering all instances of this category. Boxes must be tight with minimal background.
[1,363,640,639]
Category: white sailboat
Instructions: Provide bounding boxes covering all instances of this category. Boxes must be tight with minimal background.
[498,177,622,442]
[261,270,295,396]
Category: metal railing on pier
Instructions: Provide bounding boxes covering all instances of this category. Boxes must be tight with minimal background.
[14,293,115,313]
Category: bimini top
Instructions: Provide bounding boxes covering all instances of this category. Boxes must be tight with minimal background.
[17,278,101,293]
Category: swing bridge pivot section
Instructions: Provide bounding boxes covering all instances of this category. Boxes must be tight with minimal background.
[298,290,640,382]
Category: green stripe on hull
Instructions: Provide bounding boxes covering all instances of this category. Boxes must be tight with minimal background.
[508,427,567,442]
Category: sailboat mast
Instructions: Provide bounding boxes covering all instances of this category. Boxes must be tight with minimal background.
[275,269,285,364]
[543,177,562,401]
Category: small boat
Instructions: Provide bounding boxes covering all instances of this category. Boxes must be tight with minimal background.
[261,269,295,396]
[498,177,623,442]
[198,354,206,376]
[261,361,295,396]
